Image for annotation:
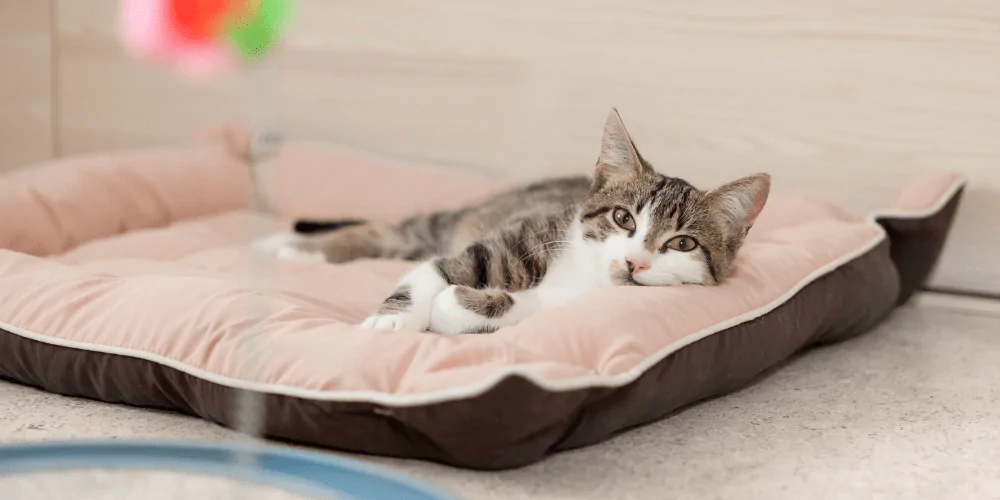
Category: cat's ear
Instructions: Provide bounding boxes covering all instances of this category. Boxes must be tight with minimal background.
[706,173,771,237]
[596,108,651,177]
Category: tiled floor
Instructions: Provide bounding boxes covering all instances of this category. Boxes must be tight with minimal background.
[2,299,999,499]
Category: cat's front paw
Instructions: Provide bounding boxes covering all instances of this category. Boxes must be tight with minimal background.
[428,286,478,335]
[275,243,326,263]
[429,285,512,335]
[359,312,428,332]
[252,233,326,263]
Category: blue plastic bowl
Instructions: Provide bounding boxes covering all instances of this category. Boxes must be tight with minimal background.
[0,439,458,500]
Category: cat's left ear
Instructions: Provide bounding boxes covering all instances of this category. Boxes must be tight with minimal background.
[706,173,771,237]
[596,108,653,177]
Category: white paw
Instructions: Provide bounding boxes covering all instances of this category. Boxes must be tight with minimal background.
[275,244,326,263]
[251,232,302,256]
[359,313,427,332]
[429,286,491,335]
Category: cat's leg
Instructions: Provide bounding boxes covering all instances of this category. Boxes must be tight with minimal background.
[362,216,565,332]
[428,285,537,334]
[360,261,449,332]
[252,232,326,262]
[359,240,520,333]
[266,221,431,263]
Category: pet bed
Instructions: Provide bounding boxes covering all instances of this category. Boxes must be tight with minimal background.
[0,127,963,470]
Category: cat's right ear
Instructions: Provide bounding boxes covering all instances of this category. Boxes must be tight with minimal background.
[705,173,771,238]
[595,108,651,179]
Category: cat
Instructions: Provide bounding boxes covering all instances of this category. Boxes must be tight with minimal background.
[262,109,770,334]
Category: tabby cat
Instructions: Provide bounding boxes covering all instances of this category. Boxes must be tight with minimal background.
[261,109,769,334]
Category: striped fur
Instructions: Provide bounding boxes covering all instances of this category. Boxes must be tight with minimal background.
[273,109,770,334]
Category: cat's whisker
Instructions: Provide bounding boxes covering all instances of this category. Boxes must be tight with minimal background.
[510,227,568,253]
[516,240,572,266]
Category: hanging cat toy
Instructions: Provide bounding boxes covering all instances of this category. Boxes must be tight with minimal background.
[121,0,293,76]
[121,0,294,212]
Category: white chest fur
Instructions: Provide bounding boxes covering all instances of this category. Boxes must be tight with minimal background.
[521,219,614,310]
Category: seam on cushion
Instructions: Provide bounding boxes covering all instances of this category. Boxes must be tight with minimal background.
[23,184,68,254]
[0,177,966,407]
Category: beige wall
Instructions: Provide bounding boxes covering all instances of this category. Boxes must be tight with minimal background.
[0,1,53,171]
[2,0,999,293]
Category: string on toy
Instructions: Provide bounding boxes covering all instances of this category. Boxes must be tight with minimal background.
[120,0,295,474]
[234,61,283,448]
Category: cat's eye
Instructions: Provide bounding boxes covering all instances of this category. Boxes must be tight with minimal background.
[612,208,635,231]
[665,236,699,252]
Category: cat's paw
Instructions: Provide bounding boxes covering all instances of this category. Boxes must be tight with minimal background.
[275,243,326,263]
[428,285,505,335]
[252,233,300,255]
[359,312,428,332]
[429,286,475,335]
[252,233,327,263]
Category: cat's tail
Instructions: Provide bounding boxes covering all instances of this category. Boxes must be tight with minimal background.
[293,218,366,234]
[287,214,453,262]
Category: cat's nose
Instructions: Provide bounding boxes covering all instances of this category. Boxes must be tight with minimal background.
[625,256,650,274]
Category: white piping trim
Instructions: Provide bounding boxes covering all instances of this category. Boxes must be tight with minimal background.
[0,177,967,407]
[868,175,966,221]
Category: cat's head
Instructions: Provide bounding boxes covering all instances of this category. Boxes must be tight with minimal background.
[580,109,770,286]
